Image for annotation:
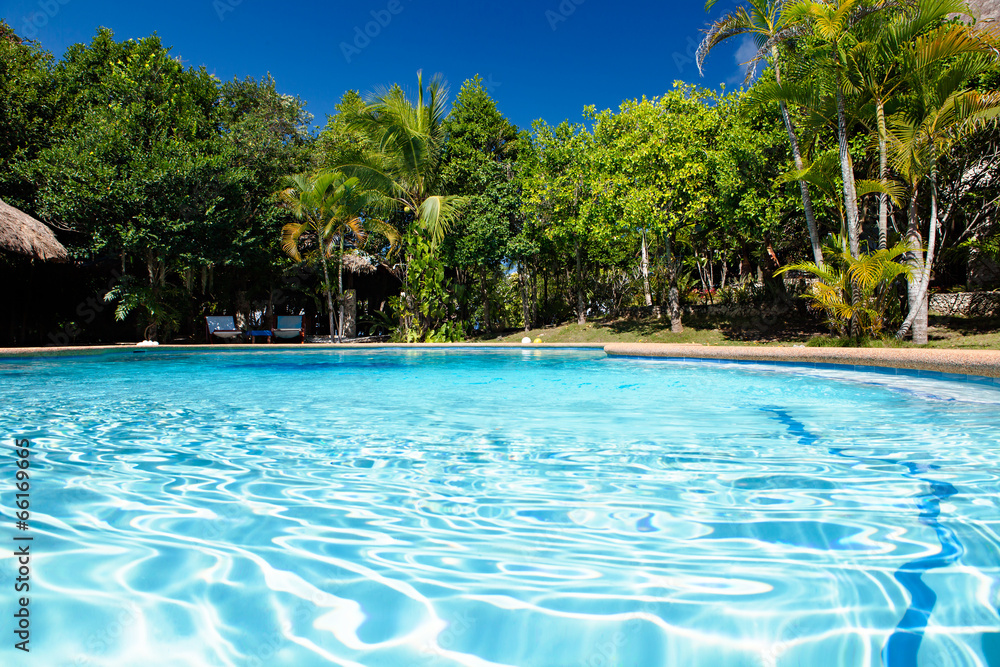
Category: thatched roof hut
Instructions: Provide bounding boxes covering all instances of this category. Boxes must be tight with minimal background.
[0,198,68,262]
[341,251,378,275]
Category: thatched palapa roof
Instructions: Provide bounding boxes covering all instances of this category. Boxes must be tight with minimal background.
[0,198,69,262]
[341,252,377,275]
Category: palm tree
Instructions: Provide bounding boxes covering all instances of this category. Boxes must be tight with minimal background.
[847,0,989,250]
[777,234,913,338]
[336,72,468,338]
[698,0,826,266]
[779,0,879,259]
[888,55,1000,342]
[277,171,363,343]
[340,71,467,249]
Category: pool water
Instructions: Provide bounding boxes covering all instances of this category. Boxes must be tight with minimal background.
[2,349,1000,666]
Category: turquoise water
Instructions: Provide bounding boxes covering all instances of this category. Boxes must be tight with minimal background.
[2,349,1000,666]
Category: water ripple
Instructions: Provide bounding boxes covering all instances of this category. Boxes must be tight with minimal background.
[2,350,999,666]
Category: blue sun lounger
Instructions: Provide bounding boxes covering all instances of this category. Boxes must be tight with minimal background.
[272,315,305,344]
[205,316,244,344]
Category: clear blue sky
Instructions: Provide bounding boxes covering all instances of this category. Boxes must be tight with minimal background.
[1,0,756,132]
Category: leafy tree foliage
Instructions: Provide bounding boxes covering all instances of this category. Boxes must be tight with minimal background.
[441,76,526,332]
[2,6,998,346]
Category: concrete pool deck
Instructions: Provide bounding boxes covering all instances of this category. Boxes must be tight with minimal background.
[2,342,1000,380]
[604,343,1000,380]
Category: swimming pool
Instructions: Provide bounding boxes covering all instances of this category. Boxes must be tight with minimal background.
[2,348,999,666]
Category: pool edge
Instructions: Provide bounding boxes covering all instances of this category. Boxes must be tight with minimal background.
[0,342,607,359]
[603,343,1000,380]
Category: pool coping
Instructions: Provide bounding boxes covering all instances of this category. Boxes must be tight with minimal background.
[0,342,607,359]
[3,342,1000,382]
[603,343,1000,381]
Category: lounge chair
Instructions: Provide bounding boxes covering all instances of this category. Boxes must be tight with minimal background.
[272,315,305,344]
[205,316,244,344]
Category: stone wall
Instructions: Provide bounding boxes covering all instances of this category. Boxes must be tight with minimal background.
[929,292,1000,317]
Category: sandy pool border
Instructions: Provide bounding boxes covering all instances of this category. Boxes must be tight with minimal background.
[603,343,1000,381]
[2,342,999,382]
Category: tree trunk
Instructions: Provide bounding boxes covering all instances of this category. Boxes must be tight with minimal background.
[336,236,344,343]
[835,69,863,337]
[575,239,586,325]
[898,175,939,343]
[542,268,548,319]
[319,247,337,342]
[481,267,492,332]
[774,56,824,266]
[780,101,824,266]
[530,259,538,328]
[876,99,890,251]
[665,235,683,333]
[520,262,531,332]
[640,229,653,307]
[835,76,862,258]
[708,251,715,292]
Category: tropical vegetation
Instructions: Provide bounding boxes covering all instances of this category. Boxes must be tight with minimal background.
[0,2,998,346]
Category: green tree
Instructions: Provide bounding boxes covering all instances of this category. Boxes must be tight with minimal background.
[698,0,826,265]
[889,55,1000,342]
[23,29,314,340]
[26,29,221,339]
[440,76,525,332]
[336,72,468,340]
[588,85,721,332]
[523,120,598,326]
[777,235,912,338]
[278,172,386,343]
[0,20,55,208]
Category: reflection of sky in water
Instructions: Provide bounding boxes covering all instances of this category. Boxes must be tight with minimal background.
[1,349,999,666]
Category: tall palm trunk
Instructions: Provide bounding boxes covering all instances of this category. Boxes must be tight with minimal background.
[834,71,863,337]
[318,242,337,343]
[773,54,824,266]
[575,238,586,325]
[876,99,890,251]
[835,81,862,258]
[336,235,344,342]
[898,173,939,344]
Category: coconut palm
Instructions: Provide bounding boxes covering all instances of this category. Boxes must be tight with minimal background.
[277,171,365,343]
[336,72,468,338]
[778,0,880,259]
[698,0,826,265]
[339,71,467,249]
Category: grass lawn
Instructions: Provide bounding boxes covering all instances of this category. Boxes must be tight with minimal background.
[474,313,1000,350]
